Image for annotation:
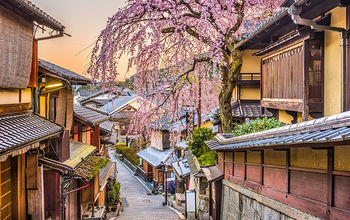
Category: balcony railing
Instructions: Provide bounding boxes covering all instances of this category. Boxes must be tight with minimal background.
[136,166,153,182]
[238,73,260,80]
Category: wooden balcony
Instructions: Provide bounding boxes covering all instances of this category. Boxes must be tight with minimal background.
[237,73,260,86]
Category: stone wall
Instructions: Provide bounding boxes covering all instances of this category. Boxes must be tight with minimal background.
[221,180,320,220]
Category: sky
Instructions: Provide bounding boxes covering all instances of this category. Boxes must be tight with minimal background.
[31,0,131,80]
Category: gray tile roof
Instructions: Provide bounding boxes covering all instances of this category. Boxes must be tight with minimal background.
[100,96,137,114]
[206,111,350,151]
[0,113,63,154]
[172,158,190,178]
[99,161,115,183]
[74,105,110,126]
[100,120,118,144]
[185,151,198,174]
[38,59,91,85]
[201,165,224,182]
[100,120,114,133]
[209,101,273,125]
[137,147,177,167]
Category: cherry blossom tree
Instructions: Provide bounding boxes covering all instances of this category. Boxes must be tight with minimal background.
[88,0,283,135]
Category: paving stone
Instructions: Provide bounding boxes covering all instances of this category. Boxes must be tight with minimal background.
[108,152,180,220]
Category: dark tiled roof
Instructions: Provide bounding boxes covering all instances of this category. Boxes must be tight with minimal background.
[74,105,110,126]
[206,111,350,151]
[38,59,91,85]
[99,161,115,184]
[201,165,224,182]
[209,101,273,125]
[0,113,62,154]
[3,0,64,30]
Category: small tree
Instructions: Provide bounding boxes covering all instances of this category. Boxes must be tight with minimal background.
[232,117,283,137]
[188,127,216,166]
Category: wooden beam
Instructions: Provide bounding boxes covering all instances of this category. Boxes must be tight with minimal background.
[261,99,303,112]
[0,103,32,114]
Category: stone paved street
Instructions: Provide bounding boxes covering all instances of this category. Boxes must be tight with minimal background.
[108,150,180,220]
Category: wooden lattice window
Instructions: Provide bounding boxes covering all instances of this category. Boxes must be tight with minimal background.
[0,158,12,220]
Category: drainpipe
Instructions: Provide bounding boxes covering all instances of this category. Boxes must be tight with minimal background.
[288,5,349,112]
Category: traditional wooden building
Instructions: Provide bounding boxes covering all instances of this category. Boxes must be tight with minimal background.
[101,95,141,143]
[205,0,350,219]
[136,129,177,188]
[0,0,68,219]
[71,105,115,219]
[236,0,350,123]
[207,111,350,220]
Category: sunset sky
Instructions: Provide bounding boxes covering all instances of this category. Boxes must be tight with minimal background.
[32,0,131,80]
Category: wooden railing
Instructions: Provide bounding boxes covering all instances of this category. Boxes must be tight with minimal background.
[136,166,153,182]
[238,73,260,81]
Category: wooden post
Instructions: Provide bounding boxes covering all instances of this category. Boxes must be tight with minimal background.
[327,147,334,216]
[260,150,264,185]
[346,6,350,111]
[12,155,26,219]
[286,149,290,193]
[302,41,310,121]
[244,151,247,181]
[92,125,100,151]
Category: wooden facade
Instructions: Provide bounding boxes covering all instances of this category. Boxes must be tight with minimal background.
[260,33,324,120]
[217,145,350,219]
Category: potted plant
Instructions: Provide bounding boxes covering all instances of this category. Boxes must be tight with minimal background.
[107,181,121,212]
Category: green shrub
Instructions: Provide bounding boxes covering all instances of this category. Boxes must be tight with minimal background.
[107,181,121,206]
[188,127,216,166]
[232,117,283,137]
[115,146,139,166]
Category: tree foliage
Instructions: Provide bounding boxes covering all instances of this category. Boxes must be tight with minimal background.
[88,0,284,139]
[188,127,216,166]
[232,117,283,137]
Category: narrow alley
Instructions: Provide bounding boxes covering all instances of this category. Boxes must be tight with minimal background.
[109,150,181,220]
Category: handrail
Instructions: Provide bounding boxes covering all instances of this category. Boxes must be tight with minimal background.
[238,73,261,81]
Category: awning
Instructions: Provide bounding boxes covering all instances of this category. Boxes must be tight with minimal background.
[0,113,63,161]
[38,59,91,85]
[171,158,190,179]
[64,141,96,168]
[201,165,224,183]
[75,156,110,179]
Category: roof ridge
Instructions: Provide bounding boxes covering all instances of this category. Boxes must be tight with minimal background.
[217,111,350,145]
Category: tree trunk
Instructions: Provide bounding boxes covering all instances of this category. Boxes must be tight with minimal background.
[219,46,242,133]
